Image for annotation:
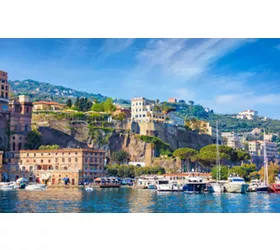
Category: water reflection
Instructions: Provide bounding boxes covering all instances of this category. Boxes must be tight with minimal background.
[1,188,280,213]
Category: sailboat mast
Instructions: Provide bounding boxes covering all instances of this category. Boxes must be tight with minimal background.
[263,129,269,186]
[216,121,221,181]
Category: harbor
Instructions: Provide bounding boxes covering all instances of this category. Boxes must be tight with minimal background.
[1,186,280,213]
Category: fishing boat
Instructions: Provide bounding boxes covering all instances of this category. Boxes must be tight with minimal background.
[208,121,224,193]
[25,183,47,190]
[224,176,249,193]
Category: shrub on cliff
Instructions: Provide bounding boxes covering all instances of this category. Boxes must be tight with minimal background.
[39,144,60,150]
[24,129,42,149]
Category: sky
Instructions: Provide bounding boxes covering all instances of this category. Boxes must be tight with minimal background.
[0,38,280,119]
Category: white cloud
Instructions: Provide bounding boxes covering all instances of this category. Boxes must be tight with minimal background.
[136,38,252,79]
[98,38,134,55]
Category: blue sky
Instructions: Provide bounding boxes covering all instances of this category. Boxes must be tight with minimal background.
[0,38,280,119]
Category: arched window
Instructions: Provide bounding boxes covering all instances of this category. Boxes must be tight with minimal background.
[25,125,28,132]
[18,143,22,150]
[12,142,16,151]
[64,166,67,170]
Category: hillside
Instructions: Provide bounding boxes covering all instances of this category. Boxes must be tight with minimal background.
[9,79,280,133]
[163,101,280,134]
[9,79,109,103]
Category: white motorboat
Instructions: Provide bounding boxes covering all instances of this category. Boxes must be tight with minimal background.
[247,179,261,192]
[0,182,15,191]
[85,186,94,191]
[183,177,207,193]
[157,180,183,192]
[25,183,47,190]
[224,176,249,193]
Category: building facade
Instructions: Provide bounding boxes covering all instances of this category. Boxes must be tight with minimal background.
[9,95,33,151]
[33,101,66,111]
[0,151,3,181]
[2,148,106,185]
[131,97,166,122]
[0,70,10,111]
[237,110,258,120]
[167,97,177,103]
[222,132,243,149]
[248,140,278,160]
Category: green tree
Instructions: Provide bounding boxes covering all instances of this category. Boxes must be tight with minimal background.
[91,102,104,112]
[112,112,126,121]
[211,165,229,180]
[66,99,72,108]
[173,147,198,172]
[25,129,42,149]
[103,98,116,113]
[111,150,131,165]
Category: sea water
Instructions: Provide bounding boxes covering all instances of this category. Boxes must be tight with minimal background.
[1,187,280,213]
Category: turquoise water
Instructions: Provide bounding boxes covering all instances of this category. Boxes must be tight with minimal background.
[1,187,280,213]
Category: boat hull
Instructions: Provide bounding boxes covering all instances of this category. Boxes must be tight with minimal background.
[183,183,206,194]
[269,184,280,193]
[26,184,47,190]
[99,184,121,188]
[208,183,224,193]
[224,183,249,193]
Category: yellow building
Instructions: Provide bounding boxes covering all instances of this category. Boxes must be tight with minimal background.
[33,101,66,111]
[2,148,106,185]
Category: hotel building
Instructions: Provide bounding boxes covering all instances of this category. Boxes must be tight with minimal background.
[131,97,166,122]
[2,148,106,185]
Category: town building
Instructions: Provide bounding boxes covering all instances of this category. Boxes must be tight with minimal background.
[167,97,177,103]
[113,105,131,119]
[0,70,10,111]
[9,95,33,151]
[131,97,166,122]
[33,101,66,111]
[221,132,243,149]
[248,140,278,160]
[2,148,106,185]
[166,111,185,126]
[237,110,258,120]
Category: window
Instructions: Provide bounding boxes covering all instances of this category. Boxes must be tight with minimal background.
[62,158,65,162]
[75,158,78,162]
[41,160,43,163]
[68,158,71,162]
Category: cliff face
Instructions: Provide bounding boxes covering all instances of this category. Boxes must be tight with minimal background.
[32,114,212,163]
[129,121,213,150]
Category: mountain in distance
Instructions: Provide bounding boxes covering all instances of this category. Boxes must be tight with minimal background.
[9,79,110,103]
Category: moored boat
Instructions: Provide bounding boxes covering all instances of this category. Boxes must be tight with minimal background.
[183,177,207,194]
[95,177,121,188]
[157,180,183,192]
[268,177,280,193]
[25,183,47,190]
[224,176,249,193]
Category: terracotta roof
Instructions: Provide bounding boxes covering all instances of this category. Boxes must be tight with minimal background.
[33,101,65,106]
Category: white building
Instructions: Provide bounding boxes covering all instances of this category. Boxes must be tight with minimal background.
[248,140,278,160]
[167,111,185,126]
[131,97,165,122]
[237,110,258,120]
[221,132,243,149]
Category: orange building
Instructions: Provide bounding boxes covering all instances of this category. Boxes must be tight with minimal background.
[167,97,177,103]
[33,101,66,111]
[113,105,131,118]
[3,148,106,185]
